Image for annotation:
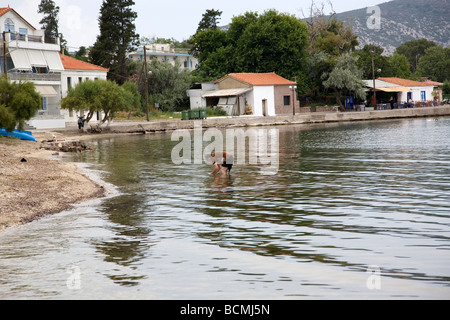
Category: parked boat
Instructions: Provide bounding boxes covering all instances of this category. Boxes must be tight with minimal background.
[0,128,36,142]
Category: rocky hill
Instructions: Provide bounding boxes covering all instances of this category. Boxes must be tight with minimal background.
[334,0,450,55]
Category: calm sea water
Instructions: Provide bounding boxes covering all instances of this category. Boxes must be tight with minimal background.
[1,117,450,299]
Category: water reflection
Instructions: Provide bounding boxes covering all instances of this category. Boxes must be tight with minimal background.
[1,118,449,298]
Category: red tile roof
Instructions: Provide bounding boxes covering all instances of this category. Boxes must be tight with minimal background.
[0,7,12,17]
[59,53,108,72]
[218,73,296,86]
[422,80,444,86]
[378,77,433,87]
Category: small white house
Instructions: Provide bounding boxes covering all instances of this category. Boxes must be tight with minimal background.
[364,77,437,105]
[59,53,108,124]
[379,77,436,103]
[188,73,300,116]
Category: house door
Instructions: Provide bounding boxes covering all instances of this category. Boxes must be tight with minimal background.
[262,99,267,116]
[407,92,412,102]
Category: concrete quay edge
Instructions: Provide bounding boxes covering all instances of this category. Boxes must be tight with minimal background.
[108,105,450,134]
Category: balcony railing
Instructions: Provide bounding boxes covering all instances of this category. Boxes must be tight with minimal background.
[5,32,59,45]
[8,72,61,82]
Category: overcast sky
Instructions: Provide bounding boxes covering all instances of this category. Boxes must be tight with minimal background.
[7,0,386,50]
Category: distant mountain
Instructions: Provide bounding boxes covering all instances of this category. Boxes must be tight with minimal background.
[334,0,450,55]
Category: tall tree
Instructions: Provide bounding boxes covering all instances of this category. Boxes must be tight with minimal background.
[90,0,139,85]
[416,46,450,82]
[395,39,437,74]
[37,0,67,52]
[191,10,308,81]
[353,45,390,79]
[305,10,359,104]
[196,9,223,33]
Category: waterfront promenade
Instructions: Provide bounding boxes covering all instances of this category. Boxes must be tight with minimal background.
[89,105,450,135]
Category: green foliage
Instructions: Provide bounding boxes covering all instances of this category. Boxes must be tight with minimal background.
[90,0,139,85]
[308,18,359,57]
[196,9,223,33]
[142,60,193,112]
[205,107,227,117]
[303,14,360,103]
[388,53,412,79]
[191,10,308,81]
[73,46,89,62]
[353,45,389,79]
[0,76,41,132]
[37,0,67,52]
[61,79,141,126]
[353,45,412,79]
[416,46,450,83]
[322,54,366,110]
[443,80,450,95]
[395,39,437,73]
[190,28,229,80]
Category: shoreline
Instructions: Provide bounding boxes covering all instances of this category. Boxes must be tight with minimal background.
[0,131,106,231]
[1,105,450,231]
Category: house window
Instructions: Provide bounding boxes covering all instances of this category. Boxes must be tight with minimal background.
[4,18,14,32]
[42,97,47,110]
[421,91,426,101]
[67,77,72,89]
[283,96,291,106]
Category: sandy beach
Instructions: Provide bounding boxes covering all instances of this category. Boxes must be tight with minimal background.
[0,130,105,231]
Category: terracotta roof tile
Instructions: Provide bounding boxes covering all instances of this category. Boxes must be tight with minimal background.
[0,7,12,17]
[218,73,296,86]
[59,53,108,72]
[378,77,432,87]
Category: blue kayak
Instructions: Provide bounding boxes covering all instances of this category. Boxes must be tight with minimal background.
[0,128,36,142]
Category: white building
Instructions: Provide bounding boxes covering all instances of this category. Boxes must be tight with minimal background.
[59,53,108,125]
[1,6,108,129]
[364,77,437,106]
[188,73,300,116]
[128,43,198,71]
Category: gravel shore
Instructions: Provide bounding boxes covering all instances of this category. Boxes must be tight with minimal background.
[0,131,105,231]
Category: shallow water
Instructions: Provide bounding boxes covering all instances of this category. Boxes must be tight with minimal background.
[1,118,450,299]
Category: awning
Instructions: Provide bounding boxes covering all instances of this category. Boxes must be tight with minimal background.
[9,49,64,71]
[34,85,58,97]
[27,50,47,68]
[202,88,251,98]
[377,86,411,92]
[9,49,32,71]
[43,51,64,72]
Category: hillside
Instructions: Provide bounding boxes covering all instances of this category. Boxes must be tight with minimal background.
[334,0,450,55]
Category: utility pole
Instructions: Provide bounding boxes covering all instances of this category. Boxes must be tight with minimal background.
[292,76,298,116]
[144,45,149,121]
[2,32,7,77]
[371,45,377,110]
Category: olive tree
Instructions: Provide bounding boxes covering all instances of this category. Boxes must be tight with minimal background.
[0,76,41,132]
[61,79,140,130]
[322,54,366,111]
